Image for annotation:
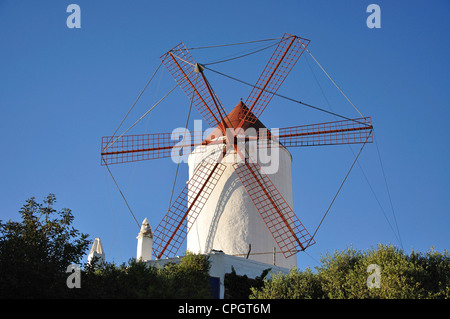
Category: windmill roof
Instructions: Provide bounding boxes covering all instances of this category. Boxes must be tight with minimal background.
[204,101,267,141]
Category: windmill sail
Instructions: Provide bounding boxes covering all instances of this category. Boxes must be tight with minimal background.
[152,160,226,259]
[233,161,315,257]
[241,34,310,123]
[160,43,228,128]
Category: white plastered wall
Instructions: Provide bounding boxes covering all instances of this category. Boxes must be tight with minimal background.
[186,139,297,269]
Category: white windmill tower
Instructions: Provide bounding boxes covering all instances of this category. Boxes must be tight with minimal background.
[186,101,297,268]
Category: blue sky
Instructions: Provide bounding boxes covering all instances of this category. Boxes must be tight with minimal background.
[1,1,449,269]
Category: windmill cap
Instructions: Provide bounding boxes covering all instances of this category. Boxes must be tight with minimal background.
[199,101,292,162]
[204,101,267,141]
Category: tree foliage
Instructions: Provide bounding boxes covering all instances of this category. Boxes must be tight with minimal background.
[224,266,271,299]
[3,195,448,299]
[73,252,212,298]
[250,244,449,299]
[0,194,90,298]
[0,195,213,299]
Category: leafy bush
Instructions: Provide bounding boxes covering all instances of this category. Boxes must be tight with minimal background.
[224,266,270,299]
[78,252,213,299]
[251,244,449,299]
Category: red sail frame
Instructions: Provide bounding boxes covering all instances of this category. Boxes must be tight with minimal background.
[233,161,315,257]
[152,160,226,259]
[100,131,207,165]
[240,34,310,124]
[160,43,227,129]
[257,117,373,148]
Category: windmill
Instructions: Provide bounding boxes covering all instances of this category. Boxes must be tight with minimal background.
[100,33,373,266]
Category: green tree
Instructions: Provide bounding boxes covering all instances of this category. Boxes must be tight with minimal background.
[350,244,422,298]
[74,252,213,299]
[0,194,90,298]
[250,244,449,299]
[408,247,450,298]
[318,246,364,299]
[225,266,271,299]
[250,267,322,299]
[161,251,212,298]
[78,258,163,298]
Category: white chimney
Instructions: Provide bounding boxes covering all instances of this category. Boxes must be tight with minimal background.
[137,218,153,261]
[87,237,105,266]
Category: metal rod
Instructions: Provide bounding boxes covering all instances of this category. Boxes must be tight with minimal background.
[198,70,228,135]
